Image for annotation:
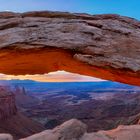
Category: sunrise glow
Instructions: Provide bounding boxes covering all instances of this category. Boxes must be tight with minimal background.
[0,71,105,82]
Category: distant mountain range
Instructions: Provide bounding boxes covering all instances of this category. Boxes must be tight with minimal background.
[0,80,139,95]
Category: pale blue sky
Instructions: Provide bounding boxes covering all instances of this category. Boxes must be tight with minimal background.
[0,0,139,20]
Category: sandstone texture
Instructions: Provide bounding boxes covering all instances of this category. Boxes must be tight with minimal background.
[0,86,17,120]
[20,119,87,140]
[0,11,139,85]
[19,119,140,140]
[0,134,13,140]
[1,119,140,140]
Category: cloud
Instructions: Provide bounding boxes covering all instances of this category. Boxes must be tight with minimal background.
[0,71,105,82]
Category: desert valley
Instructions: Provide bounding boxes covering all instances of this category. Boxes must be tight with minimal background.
[0,77,140,139]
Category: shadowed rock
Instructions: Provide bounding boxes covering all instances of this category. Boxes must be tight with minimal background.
[20,119,140,140]
[20,119,87,140]
[0,87,45,139]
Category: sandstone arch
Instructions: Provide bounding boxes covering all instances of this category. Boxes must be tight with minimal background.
[0,11,139,86]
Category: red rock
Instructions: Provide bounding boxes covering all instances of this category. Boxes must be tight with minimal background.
[0,11,139,86]
[0,87,17,120]
[0,87,45,139]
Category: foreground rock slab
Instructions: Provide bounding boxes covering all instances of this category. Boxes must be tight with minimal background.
[0,11,139,86]
[19,119,140,140]
[1,119,140,140]
[0,134,13,140]
[20,119,87,140]
[102,125,140,140]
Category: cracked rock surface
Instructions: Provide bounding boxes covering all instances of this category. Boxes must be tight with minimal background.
[0,11,139,85]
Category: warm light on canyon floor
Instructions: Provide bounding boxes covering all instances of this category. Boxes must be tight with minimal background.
[0,71,105,82]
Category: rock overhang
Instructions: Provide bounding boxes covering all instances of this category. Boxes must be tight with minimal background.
[0,11,139,86]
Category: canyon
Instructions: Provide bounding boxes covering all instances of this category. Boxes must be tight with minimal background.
[0,11,139,140]
[0,86,45,140]
[0,80,140,140]
[7,80,140,132]
[0,86,17,120]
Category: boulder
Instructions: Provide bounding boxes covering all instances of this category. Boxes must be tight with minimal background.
[20,119,87,140]
[21,119,140,140]
[0,134,13,140]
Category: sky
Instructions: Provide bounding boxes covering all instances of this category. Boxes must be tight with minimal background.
[0,0,139,82]
[0,0,139,20]
[0,71,105,82]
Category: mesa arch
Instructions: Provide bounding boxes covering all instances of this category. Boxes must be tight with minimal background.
[0,11,139,86]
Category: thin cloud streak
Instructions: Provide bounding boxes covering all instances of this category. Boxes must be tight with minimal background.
[0,71,105,82]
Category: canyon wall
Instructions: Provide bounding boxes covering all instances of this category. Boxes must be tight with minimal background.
[0,86,45,139]
[0,87,17,120]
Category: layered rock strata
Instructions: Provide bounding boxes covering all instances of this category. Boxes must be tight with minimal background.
[0,11,139,85]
